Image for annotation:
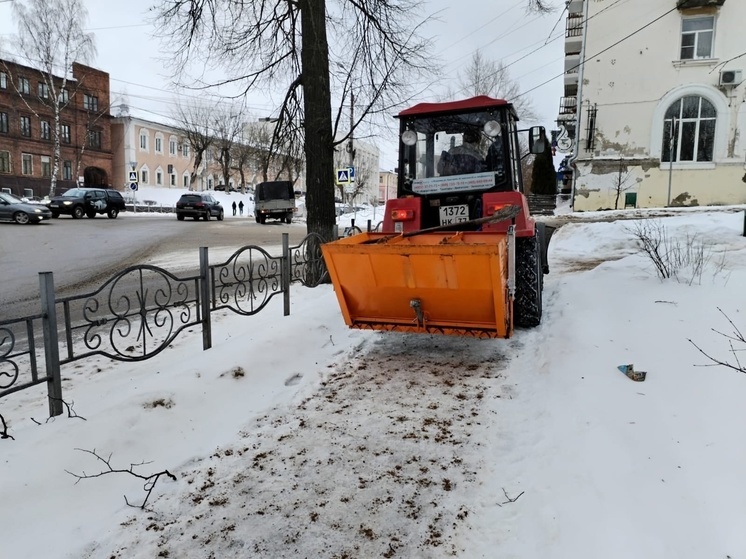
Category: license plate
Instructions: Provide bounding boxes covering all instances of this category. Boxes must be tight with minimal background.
[50,203,59,208]
[439,204,469,226]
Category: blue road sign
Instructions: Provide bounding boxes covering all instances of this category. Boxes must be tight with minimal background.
[336,169,350,184]
[129,183,138,191]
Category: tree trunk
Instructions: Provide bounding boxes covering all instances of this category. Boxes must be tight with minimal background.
[299,0,336,242]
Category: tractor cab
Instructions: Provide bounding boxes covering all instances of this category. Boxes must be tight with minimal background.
[383,95,545,234]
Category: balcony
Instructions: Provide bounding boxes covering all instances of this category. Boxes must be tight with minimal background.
[558,96,578,117]
[567,0,583,15]
[565,14,583,54]
[677,0,724,8]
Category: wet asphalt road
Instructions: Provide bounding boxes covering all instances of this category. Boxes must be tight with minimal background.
[0,212,309,320]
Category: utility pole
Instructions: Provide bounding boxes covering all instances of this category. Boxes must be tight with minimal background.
[667,116,677,207]
[346,92,355,209]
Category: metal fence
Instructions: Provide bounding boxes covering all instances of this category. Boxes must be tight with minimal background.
[0,232,327,417]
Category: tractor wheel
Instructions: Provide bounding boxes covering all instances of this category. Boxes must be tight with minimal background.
[514,230,543,328]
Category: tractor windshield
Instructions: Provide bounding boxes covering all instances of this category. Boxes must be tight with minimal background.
[399,110,508,196]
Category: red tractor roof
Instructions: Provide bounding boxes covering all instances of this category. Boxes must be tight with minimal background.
[396,95,511,118]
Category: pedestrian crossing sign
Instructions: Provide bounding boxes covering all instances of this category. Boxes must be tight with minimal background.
[336,169,350,184]
[128,171,138,183]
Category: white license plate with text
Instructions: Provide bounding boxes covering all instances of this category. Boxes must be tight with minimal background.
[439,204,469,226]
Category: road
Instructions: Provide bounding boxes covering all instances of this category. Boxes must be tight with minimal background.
[0,213,310,320]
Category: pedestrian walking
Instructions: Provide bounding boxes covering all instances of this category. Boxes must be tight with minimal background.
[232,201,237,216]
[238,200,244,216]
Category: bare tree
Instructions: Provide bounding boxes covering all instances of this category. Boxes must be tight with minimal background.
[154,0,433,241]
[452,50,538,122]
[527,0,556,13]
[611,157,636,210]
[210,103,244,191]
[5,0,96,196]
[172,101,216,190]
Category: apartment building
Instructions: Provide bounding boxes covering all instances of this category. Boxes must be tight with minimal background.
[558,0,745,210]
[111,111,196,193]
[0,59,112,197]
[334,137,381,204]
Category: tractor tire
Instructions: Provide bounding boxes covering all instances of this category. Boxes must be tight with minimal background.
[514,230,543,328]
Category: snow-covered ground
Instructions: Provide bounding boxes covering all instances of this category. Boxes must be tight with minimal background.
[2,196,746,558]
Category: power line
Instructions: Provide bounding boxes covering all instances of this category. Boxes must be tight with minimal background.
[514,6,678,100]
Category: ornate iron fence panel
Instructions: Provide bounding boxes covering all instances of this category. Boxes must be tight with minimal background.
[290,232,329,287]
[0,314,45,398]
[209,245,283,316]
[56,265,203,364]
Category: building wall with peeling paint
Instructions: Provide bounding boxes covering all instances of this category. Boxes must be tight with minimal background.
[564,0,746,211]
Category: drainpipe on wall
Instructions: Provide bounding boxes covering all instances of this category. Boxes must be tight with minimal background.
[567,0,591,206]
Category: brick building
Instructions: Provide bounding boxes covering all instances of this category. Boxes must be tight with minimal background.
[0,59,113,198]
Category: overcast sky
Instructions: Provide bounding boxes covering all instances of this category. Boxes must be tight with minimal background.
[0,0,566,170]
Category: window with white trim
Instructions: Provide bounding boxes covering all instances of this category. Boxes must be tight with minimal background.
[41,156,51,177]
[661,95,716,162]
[139,129,149,151]
[169,136,177,155]
[41,120,51,140]
[182,143,189,157]
[156,167,163,185]
[141,166,149,185]
[22,153,32,175]
[155,133,163,154]
[680,16,714,60]
[20,116,31,137]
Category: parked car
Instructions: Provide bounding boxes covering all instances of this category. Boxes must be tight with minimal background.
[175,193,224,221]
[0,192,53,224]
[47,187,126,219]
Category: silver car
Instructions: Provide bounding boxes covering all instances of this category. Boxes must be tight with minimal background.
[0,192,53,224]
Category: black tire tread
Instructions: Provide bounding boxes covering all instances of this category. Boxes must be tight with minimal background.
[514,233,542,328]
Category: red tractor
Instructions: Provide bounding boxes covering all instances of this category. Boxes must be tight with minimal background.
[322,95,552,338]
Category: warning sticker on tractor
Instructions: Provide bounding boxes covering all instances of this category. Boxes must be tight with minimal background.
[412,172,495,195]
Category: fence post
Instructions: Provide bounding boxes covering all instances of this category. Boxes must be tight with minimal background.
[39,272,63,417]
[367,219,372,232]
[282,233,291,316]
[743,210,746,237]
[199,247,212,350]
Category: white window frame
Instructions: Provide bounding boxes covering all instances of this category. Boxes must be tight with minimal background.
[0,72,6,89]
[156,166,163,186]
[139,129,149,152]
[680,16,715,61]
[183,173,190,187]
[155,133,164,154]
[182,143,190,157]
[169,135,177,156]
[21,153,33,175]
[19,77,30,94]
[41,156,51,177]
[41,120,51,140]
[20,116,31,137]
[0,150,10,173]
[651,84,728,168]
[140,165,150,185]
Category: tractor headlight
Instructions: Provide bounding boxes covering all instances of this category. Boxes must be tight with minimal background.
[401,130,417,146]
[483,120,502,138]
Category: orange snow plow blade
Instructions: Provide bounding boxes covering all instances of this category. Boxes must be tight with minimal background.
[321,231,514,338]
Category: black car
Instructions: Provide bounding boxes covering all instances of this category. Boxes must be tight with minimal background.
[0,192,53,224]
[175,193,224,221]
[47,187,126,219]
